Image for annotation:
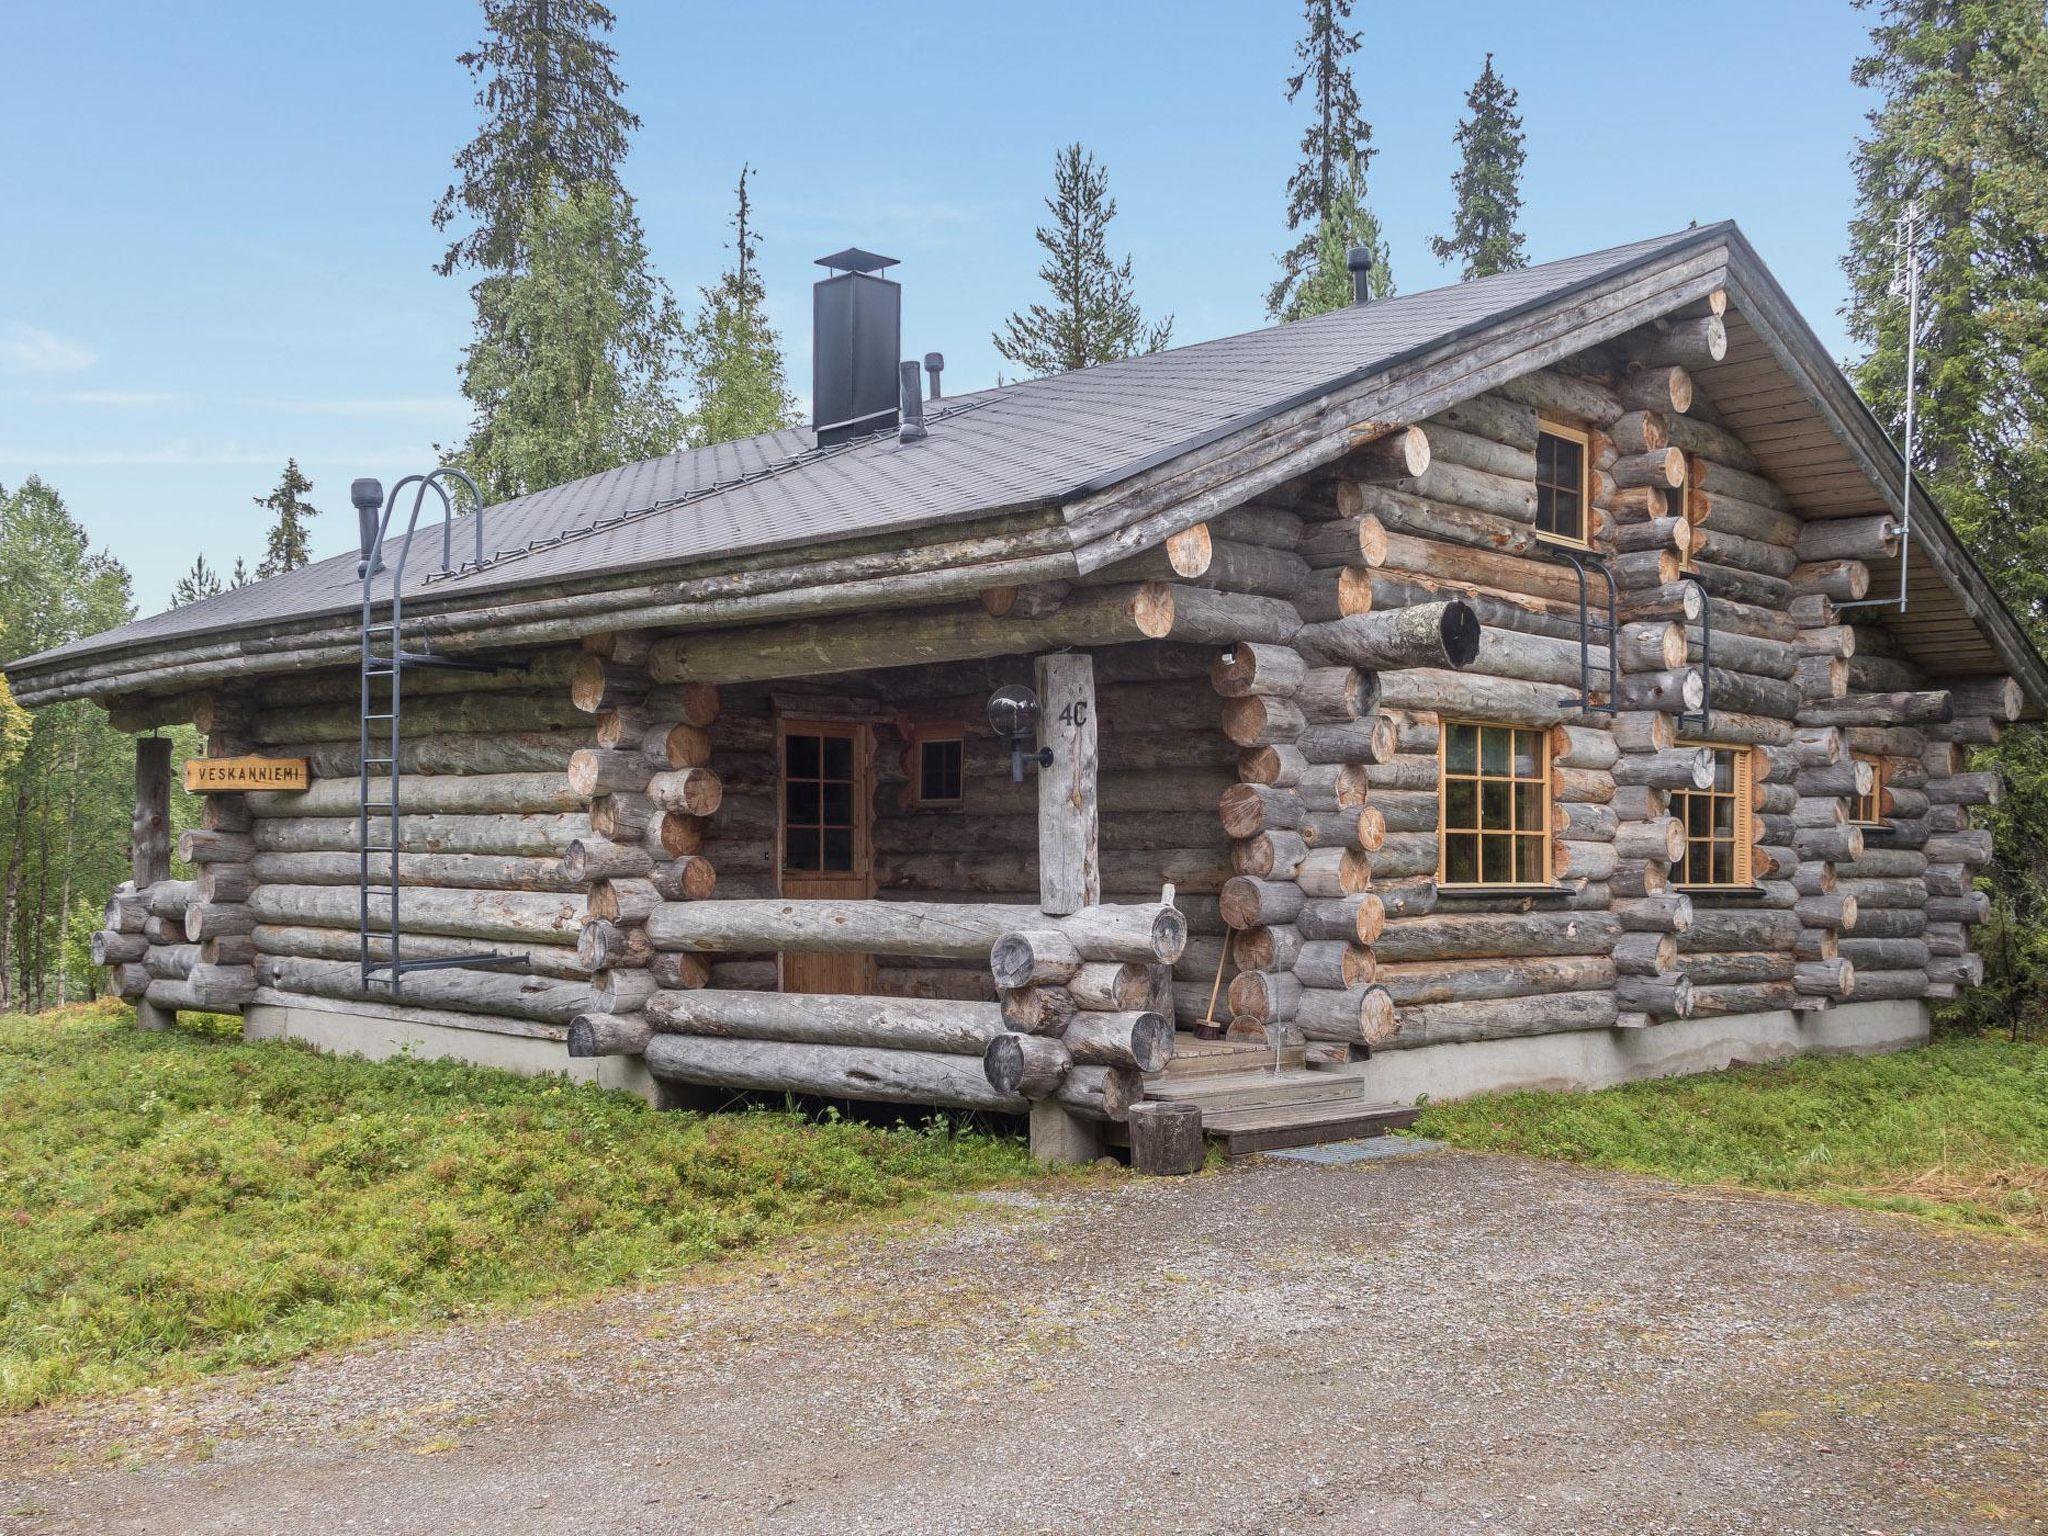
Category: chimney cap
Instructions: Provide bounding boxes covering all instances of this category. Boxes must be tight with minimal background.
[1345,245,1374,273]
[815,247,899,275]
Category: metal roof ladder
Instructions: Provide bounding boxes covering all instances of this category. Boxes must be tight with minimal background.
[355,468,531,996]
[1545,546,1619,717]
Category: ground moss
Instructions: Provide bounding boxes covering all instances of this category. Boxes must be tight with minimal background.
[1412,1035,2048,1238]
[0,1001,1038,1410]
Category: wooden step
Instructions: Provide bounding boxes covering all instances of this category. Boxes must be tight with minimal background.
[1160,1034,1305,1078]
[1146,1067,1362,1113]
[1201,1100,1423,1158]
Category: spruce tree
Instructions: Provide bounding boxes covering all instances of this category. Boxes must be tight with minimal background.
[1269,0,1378,318]
[457,182,688,500]
[994,144,1173,378]
[1845,0,2048,623]
[682,167,799,448]
[433,0,638,281]
[254,458,319,578]
[170,555,223,607]
[1280,157,1393,322]
[1431,54,1529,280]
[1843,0,2048,1036]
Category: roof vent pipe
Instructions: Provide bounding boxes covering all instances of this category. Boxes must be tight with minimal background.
[898,361,927,444]
[1346,245,1375,306]
[812,248,902,446]
[351,477,385,576]
[923,352,944,400]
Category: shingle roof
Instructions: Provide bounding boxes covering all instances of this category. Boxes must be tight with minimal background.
[19,227,1718,673]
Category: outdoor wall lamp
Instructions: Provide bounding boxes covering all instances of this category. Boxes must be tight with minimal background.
[987,683,1053,782]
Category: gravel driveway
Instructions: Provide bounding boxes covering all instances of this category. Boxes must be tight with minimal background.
[2,1146,2042,1534]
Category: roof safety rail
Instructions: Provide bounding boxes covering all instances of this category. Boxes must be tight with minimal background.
[1537,543,1618,717]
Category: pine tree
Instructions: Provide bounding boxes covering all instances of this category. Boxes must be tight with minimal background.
[682,167,799,448]
[1280,156,1393,322]
[994,144,1173,378]
[1431,54,1529,280]
[432,0,639,281]
[254,458,319,577]
[456,182,688,500]
[1843,1,2048,1037]
[229,557,252,588]
[1269,0,1378,318]
[170,555,223,607]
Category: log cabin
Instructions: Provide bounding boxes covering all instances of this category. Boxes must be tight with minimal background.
[10,223,2043,1161]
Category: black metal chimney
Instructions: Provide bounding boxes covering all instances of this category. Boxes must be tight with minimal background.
[1346,245,1375,306]
[812,248,901,446]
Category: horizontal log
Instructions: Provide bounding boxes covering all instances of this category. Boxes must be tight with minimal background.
[644,899,1185,963]
[1372,911,1621,962]
[1294,983,1396,1046]
[256,954,591,1023]
[251,811,593,857]
[249,772,584,819]
[647,1034,1027,1112]
[643,987,1009,1055]
[250,883,583,944]
[251,849,575,893]
[249,922,593,981]
[1294,602,1481,672]
[1382,989,1619,1049]
[1373,954,1616,1005]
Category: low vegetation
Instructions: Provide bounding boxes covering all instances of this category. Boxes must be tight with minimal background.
[1413,1034,2048,1238]
[0,1002,1038,1411]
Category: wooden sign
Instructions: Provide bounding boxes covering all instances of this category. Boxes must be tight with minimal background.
[184,755,310,793]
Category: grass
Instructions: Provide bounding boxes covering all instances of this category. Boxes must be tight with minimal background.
[1411,1034,2048,1238]
[0,1000,1040,1412]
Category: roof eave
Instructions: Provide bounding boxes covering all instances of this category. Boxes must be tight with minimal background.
[1717,228,2048,714]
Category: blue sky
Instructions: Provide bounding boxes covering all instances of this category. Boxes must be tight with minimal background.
[1,0,1876,612]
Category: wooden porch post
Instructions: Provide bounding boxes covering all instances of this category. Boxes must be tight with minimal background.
[1031,652,1102,1163]
[132,736,174,1031]
[1035,652,1099,916]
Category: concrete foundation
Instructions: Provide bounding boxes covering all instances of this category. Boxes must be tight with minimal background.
[240,995,1933,1125]
[1349,999,1931,1106]
[243,1000,660,1104]
[1029,1100,1103,1164]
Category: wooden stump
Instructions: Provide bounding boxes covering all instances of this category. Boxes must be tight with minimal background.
[1127,1100,1205,1176]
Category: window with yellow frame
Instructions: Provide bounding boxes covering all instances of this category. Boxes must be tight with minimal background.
[1439,721,1551,887]
[1535,419,1590,546]
[1849,751,1887,827]
[1671,744,1755,888]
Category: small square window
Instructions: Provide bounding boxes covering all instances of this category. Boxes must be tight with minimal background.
[912,730,965,807]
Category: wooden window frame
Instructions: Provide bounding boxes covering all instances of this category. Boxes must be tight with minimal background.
[1437,719,1553,889]
[775,718,874,885]
[1534,417,1593,549]
[1672,742,1756,890]
[1850,751,1889,828]
[908,723,966,809]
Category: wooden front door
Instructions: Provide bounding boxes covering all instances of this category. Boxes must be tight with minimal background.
[777,719,876,995]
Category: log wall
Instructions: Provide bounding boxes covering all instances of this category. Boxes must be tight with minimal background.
[88,303,2010,1104]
